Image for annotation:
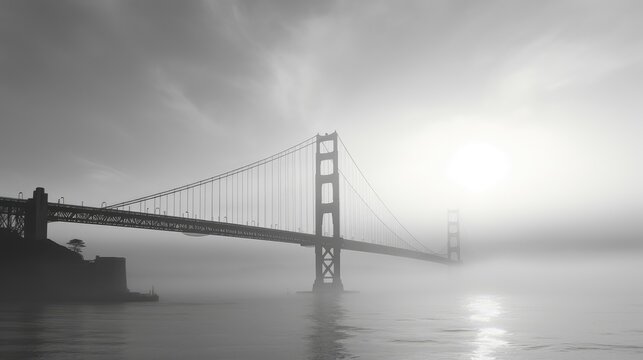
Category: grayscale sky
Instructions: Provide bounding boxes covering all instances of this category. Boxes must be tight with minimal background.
[1,0,642,292]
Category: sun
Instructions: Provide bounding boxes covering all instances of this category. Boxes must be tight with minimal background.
[447,143,510,193]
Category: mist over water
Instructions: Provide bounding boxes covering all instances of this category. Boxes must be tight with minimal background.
[2,253,642,359]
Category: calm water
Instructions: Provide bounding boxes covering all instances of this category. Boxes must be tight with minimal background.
[1,287,642,360]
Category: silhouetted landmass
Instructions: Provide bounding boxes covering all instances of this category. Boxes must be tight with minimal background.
[0,229,158,302]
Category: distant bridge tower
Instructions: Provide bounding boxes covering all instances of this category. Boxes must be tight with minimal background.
[447,209,461,262]
[313,132,344,292]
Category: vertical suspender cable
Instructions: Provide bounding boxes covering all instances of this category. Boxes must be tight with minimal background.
[264,163,266,227]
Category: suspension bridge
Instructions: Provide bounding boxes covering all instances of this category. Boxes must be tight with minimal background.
[0,132,461,291]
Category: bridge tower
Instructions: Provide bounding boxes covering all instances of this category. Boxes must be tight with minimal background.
[24,187,49,241]
[447,209,460,262]
[313,132,344,292]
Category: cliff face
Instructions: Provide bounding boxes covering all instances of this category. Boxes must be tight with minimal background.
[0,229,129,302]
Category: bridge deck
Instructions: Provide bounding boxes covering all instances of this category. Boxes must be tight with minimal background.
[1,197,452,264]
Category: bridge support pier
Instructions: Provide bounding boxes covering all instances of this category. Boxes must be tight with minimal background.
[313,132,343,292]
[313,244,344,292]
[24,187,48,241]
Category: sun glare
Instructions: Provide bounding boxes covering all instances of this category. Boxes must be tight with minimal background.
[447,143,510,193]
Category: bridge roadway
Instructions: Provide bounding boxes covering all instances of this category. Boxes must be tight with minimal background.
[1,197,451,264]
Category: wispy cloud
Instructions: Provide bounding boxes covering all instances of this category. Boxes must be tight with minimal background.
[73,156,129,184]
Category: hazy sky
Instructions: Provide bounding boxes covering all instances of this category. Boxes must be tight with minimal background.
[1,1,642,291]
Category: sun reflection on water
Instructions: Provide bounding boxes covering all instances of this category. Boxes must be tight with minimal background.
[467,296,508,360]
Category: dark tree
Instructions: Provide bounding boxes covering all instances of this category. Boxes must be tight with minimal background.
[66,239,86,254]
